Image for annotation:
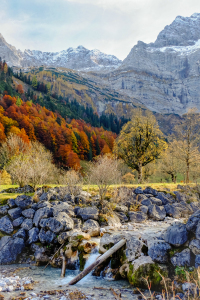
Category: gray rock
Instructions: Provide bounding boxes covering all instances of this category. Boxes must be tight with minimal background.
[143,187,158,196]
[195,255,200,268]
[150,197,162,206]
[76,206,99,221]
[114,204,128,213]
[52,203,74,217]
[186,210,200,233]
[13,217,24,227]
[57,230,75,244]
[7,198,16,208]
[156,193,171,205]
[164,223,188,246]
[21,218,33,230]
[115,212,129,222]
[164,204,181,218]
[134,187,143,194]
[148,205,166,221]
[148,241,171,263]
[39,192,49,201]
[39,228,55,244]
[174,191,187,202]
[171,249,191,267]
[0,236,25,264]
[13,228,27,240]
[28,227,39,244]
[105,213,122,227]
[0,205,9,215]
[141,199,152,206]
[140,205,148,214]
[189,239,200,255]
[0,216,13,234]
[37,201,52,209]
[195,222,200,240]
[137,194,148,202]
[32,244,49,263]
[8,207,22,220]
[44,212,74,233]
[22,208,35,219]
[128,211,147,223]
[82,219,100,237]
[15,195,33,209]
[33,207,53,227]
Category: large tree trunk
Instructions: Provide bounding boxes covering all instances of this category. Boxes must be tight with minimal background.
[138,162,143,184]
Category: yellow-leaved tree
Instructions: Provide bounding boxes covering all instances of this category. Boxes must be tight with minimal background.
[114,109,167,183]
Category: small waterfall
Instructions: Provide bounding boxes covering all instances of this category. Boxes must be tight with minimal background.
[78,246,100,284]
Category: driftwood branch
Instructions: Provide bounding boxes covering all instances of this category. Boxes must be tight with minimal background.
[67,239,126,285]
[60,249,67,277]
[43,243,64,271]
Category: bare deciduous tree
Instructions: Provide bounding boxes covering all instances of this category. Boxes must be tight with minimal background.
[87,155,122,204]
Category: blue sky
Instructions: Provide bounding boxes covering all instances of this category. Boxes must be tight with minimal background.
[1,0,200,59]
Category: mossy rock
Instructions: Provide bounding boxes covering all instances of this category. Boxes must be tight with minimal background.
[127,257,168,289]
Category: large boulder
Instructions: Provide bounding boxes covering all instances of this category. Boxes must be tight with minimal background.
[52,203,74,217]
[22,208,35,219]
[8,207,22,220]
[13,228,27,240]
[195,255,200,268]
[189,239,200,255]
[76,206,99,221]
[171,249,191,267]
[148,205,166,221]
[39,229,55,244]
[114,204,128,213]
[140,205,148,214]
[105,213,122,228]
[150,197,162,206]
[134,187,143,194]
[186,210,200,233]
[141,199,152,206]
[0,216,13,234]
[164,222,188,246]
[33,207,53,227]
[0,236,25,264]
[143,187,158,196]
[156,193,171,205]
[148,241,171,263]
[82,219,100,237]
[41,212,74,233]
[15,195,33,209]
[174,191,187,202]
[21,218,33,230]
[127,256,168,287]
[0,205,9,216]
[128,211,147,223]
[13,217,24,227]
[164,204,181,218]
[7,198,16,208]
[57,230,75,244]
[28,227,39,244]
[32,244,49,263]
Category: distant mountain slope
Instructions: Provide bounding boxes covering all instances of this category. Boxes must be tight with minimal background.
[0,34,121,71]
[86,13,200,114]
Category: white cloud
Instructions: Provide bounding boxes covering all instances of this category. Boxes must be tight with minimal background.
[1,0,200,60]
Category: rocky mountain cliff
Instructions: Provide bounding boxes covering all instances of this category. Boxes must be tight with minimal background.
[0,34,121,72]
[88,13,200,114]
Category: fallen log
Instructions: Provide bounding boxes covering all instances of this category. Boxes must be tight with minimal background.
[67,238,126,285]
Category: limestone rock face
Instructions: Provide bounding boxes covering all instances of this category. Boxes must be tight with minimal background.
[89,13,200,114]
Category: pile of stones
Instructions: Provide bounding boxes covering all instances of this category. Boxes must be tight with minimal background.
[0,185,199,279]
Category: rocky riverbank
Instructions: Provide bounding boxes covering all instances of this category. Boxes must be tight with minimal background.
[0,185,200,299]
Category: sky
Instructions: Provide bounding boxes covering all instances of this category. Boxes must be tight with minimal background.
[1,0,200,60]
